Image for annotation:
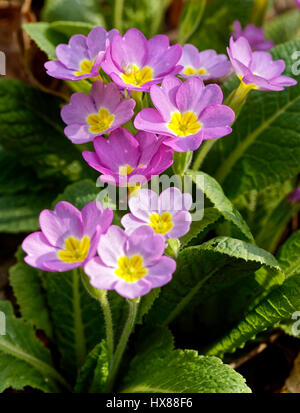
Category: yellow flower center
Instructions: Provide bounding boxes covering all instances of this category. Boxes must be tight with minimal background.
[184,66,208,76]
[115,255,147,283]
[168,111,202,137]
[121,64,153,87]
[75,59,96,76]
[86,108,115,134]
[149,212,174,235]
[58,236,90,263]
[119,164,134,175]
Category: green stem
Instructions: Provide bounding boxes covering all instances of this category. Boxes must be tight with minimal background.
[172,151,193,176]
[225,81,257,118]
[114,0,124,32]
[192,140,216,171]
[80,270,114,366]
[106,298,139,392]
[99,291,114,366]
[73,268,87,371]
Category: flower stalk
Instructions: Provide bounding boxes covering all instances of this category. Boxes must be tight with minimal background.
[106,298,139,392]
[80,270,114,366]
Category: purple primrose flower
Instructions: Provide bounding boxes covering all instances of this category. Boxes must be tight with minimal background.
[61,81,135,144]
[45,26,118,80]
[22,201,113,272]
[84,225,176,299]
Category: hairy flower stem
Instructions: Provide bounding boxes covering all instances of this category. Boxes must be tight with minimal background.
[106,298,139,392]
[80,271,114,366]
[192,139,215,171]
[225,81,256,118]
[172,151,193,175]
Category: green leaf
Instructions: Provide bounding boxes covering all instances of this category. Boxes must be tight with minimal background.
[203,40,300,200]
[23,22,67,60]
[136,289,161,325]
[121,328,250,393]
[187,170,254,242]
[0,79,89,181]
[147,236,280,326]
[52,179,99,210]
[264,10,300,45]
[41,0,105,26]
[45,269,104,383]
[119,0,171,38]
[234,179,297,253]
[0,192,53,233]
[0,300,69,392]
[49,21,96,38]
[9,260,53,338]
[178,0,206,44]
[277,230,300,277]
[0,147,58,233]
[189,0,255,53]
[205,273,300,358]
[180,207,221,248]
[23,21,97,60]
[74,340,109,393]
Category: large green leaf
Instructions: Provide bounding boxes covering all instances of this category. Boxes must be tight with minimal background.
[187,170,254,242]
[0,300,69,392]
[234,179,299,253]
[52,179,99,210]
[0,147,59,233]
[45,269,104,383]
[23,21,96,60]
[0,192,53,233]
[147,236,280,326]
[9,259,52,338]
[205,272,300,357]
[264,9,300,45]
[189,0,255,53]
[0,79,89,181]
[106,0,171,37]
[180,207,221,249]
[277,230,300,277]
[41,0,105,26]
[203,41,300,200]
[121,327,250,393]
[74,340,109,393]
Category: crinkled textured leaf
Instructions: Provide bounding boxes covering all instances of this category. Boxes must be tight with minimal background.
[9,260,52,338]
[0,193,53,233]
[53,179,99,210]
[203,41,300,200]
[0,301,68,392]
[277,230,300,277]
[189,0,255,53]
[23,21,97,60]
[23,22,67,60]
[45,270,104,383]
[147,236,280,325]
[121,327,250,393]
[74,341,109,393]
[136,289,161,325]
[187,170,254,242]
[0,79,89,181]
[180,207,221,248]
[205,273,300,357]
